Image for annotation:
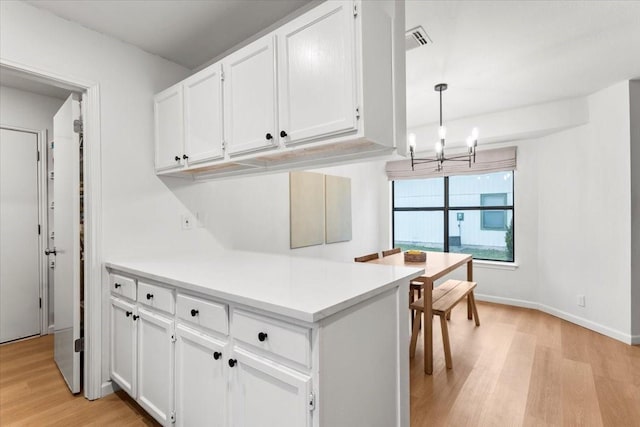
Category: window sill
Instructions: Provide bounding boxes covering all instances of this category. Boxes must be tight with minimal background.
[473,260,519,270]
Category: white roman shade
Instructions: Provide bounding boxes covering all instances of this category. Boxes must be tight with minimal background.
[385,146,517,180]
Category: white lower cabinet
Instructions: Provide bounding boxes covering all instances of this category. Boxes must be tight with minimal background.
[109,297,136,397]
[175,324,227,427]
[137,307,175,425]
[229,348,312,427]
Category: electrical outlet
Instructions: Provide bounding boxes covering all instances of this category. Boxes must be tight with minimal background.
[577,294,585,307]
[181,214,194,230]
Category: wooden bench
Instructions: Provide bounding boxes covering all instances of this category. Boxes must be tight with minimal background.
[409,280,480,369]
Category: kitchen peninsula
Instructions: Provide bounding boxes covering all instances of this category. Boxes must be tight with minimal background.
[106,250,422,427]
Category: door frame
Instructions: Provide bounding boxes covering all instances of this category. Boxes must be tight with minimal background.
[0,125,47,338]
[0,58,103,401]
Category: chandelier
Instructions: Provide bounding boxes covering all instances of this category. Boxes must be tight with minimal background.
[408,83,479,171]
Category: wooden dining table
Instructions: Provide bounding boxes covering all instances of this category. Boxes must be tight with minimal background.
[369,251,473,374]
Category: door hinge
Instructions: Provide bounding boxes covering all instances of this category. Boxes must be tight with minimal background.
[39,298,42,309]
[170,333,176,343]
[353,2,358,17]
[221,140,226,151]
[37,150,41,162]
[170,411,176,423]
[356,106,360,120]
[73,119,83,134]
[74,337,84,352]
[38,224,41,235]
[221,70,225,81]
[308,392,315,411]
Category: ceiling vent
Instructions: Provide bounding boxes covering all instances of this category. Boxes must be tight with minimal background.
[405,26,431,51]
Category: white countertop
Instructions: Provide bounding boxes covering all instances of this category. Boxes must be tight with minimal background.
[105,250,423,323]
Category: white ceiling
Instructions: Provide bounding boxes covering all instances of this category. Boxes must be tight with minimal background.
[406,0,640,127]
[25,0,312,70]
[20,1,640,129]
[0,67,72,100]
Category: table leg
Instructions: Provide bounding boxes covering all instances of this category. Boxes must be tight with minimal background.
[467,260,473,320]
[423,277,433,375]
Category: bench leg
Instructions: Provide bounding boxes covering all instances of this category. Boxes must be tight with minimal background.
[440,314,453,369]
[410,310,422,358]
[467,294,472,320]
[470,292,480,326]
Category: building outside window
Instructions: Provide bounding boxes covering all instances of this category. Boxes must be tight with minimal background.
[392,171,514,262]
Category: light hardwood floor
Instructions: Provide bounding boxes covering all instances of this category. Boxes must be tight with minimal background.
[1,302,638,426]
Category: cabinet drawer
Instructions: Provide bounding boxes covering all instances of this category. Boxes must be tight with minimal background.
[110,274,136,301]
[232,310,310,367]
[138,281,175,315]
[177,294,228,335]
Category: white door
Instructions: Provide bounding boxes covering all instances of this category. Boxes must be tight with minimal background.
[175,324,227,427]
[154,84,184,172]
[229,348,312,427]
[137,307,174,425]
[277,1,357,145]
[223,36,278,155]
[184,63,224,165]
[0,128,40,343]
[52,95,82,394]
[110,297,136,397]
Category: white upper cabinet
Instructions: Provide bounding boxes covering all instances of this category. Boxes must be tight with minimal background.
[154,85,184,172]
[277,1,357,145]
[183,63,224,164]
[223,37,278,156]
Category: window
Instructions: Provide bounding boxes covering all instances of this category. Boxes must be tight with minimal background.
[392,171,514,262]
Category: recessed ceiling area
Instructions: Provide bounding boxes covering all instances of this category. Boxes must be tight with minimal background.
[25,0,313,70]
[406,0,640,128]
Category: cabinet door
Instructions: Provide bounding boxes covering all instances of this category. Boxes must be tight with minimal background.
[154,84,184,172]
[184,63,224,165]
[277,1,357,145]
[223,36,278,156]
[175,324,227,427]
[137,307,174,425]
[229,348,312,427]
[110,297,136,397]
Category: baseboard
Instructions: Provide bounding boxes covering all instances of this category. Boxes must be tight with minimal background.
[48,325,54,334]
[101,380,115,397]
[474,294,635,345]
[474,293,540,310]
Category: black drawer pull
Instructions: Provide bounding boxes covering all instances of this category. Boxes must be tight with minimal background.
[213,352,221,360]
[114,283,121,289]
[190,309,199,317]
[228,359,237,368]
[146,293,154,300]
[258,332,268,342]
[125,311,132,317]
[132,315,139,321]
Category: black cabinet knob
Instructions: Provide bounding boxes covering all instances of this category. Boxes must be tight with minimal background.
[258,332,268,342]
[183,154,189,160]
[132,315,139,321]
[265,133,273,140]
[114,283,121,289]
[174,155,180,161]
[190,309,199,317]
[45,248,57,256]
[213,352,221,360]
[125,311,132,317]
[228,359,237,368]
[146,293,154,300]
[280,130,288,138]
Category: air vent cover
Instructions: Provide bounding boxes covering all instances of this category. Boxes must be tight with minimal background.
[405,26,431,51]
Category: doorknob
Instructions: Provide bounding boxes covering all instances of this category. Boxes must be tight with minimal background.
[45,248,57,256]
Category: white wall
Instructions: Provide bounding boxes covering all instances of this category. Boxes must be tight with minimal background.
[163,159,391,262]
[0,0,223,391]
[630,80,640,342]
[0,85,66,329]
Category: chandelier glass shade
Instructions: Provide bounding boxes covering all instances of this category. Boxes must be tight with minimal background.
[408,83,479,171]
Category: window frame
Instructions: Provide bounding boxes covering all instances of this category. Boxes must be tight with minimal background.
[391,172,515,262]
[480,193,508,231]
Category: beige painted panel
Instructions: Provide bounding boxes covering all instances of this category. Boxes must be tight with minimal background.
[325,175,352,244]
[290,171,325,249]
